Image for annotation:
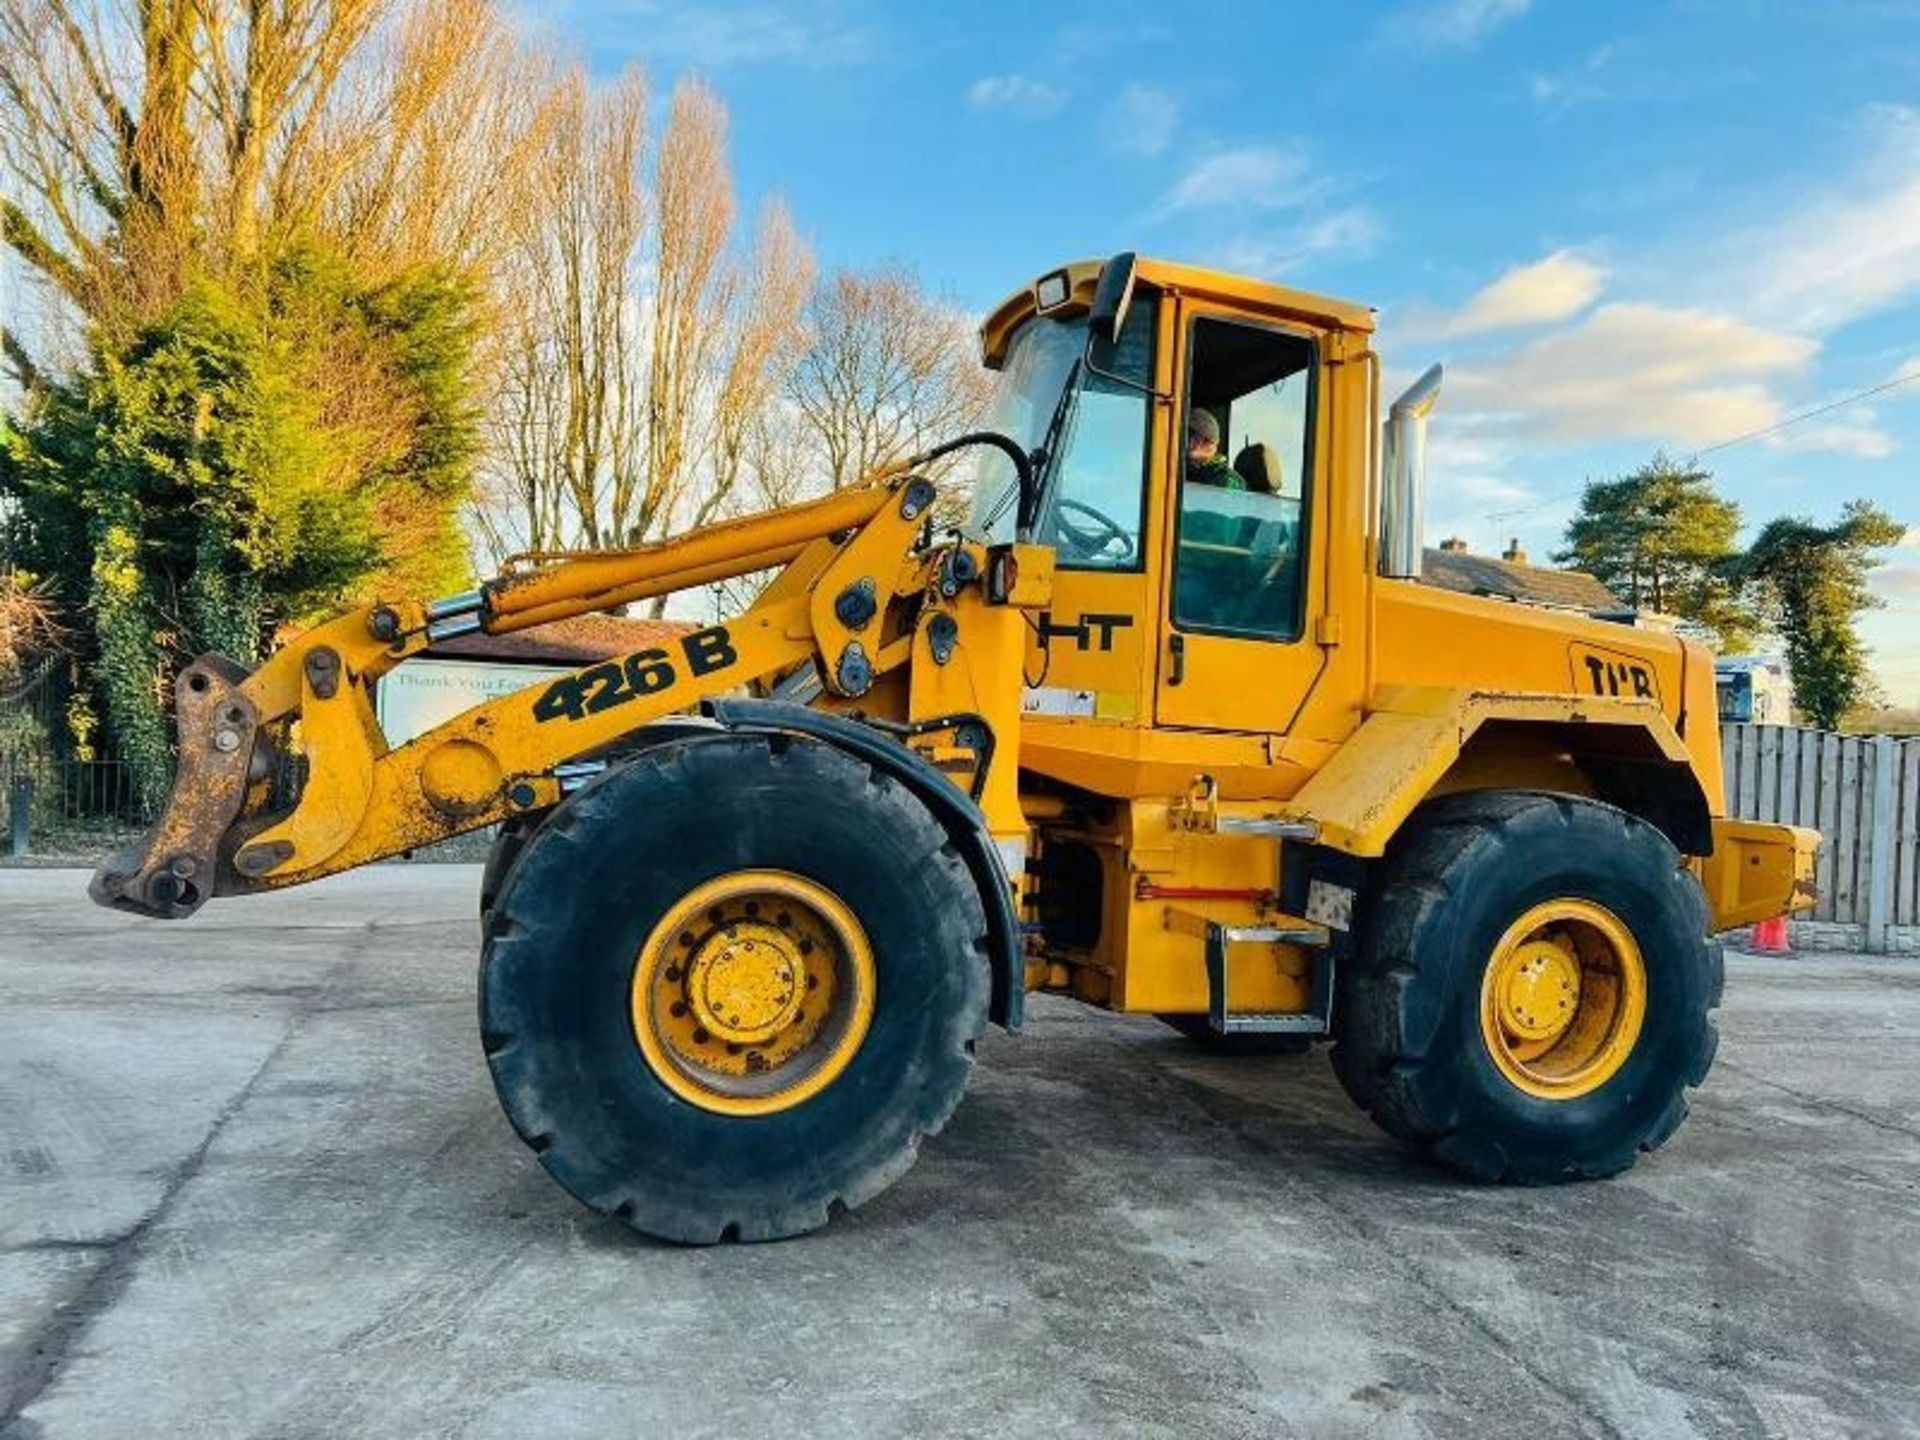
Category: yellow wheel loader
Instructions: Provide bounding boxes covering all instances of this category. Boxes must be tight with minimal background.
[93,254,1817,1242]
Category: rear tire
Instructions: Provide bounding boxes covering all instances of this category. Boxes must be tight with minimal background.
[480,732,990,1242]
[1331,791,1720,1183]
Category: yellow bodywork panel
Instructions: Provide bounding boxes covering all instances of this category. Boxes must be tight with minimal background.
[1044,799,1315,1016]
[1695,820,1820,932]
[1281,687,1694,858]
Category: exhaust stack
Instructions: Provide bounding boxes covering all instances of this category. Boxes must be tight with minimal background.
[1380,363,1444,580]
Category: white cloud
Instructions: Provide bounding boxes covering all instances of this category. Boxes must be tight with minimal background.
[1444,250,1607,337]
[620,2,875,66]
[1412,105,1920,464]
[1054,22,1173,64]
[1764,417,1895,460]
[1734,104,1920,332]
[1217,208,1384,278]
[1528,43,1614,115]
[1449,302,1817,446]
[1155,141,1374,280]
[966,74,1068,118]
[1382,0,1531,51]
[1423,428,1540,530]
[1456,473,1537,505]
[1894,356,1920,383]
[1158,145,1315,215]
[1106,84,1179,159]
[1872,565,1920,598]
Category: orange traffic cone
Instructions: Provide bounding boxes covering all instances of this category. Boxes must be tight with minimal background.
[1750,914,1791,954]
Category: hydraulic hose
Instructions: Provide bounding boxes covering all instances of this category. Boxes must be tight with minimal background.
[909,431,1039,540]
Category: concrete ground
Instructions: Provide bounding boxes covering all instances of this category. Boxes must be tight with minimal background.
[1,869,1915,1440]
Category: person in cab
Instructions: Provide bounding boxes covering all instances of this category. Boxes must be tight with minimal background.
[1183,408,1245,490]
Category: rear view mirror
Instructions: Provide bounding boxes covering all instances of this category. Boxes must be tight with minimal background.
[1088,252,1138,345]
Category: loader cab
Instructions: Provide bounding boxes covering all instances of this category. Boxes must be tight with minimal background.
[975,255,1372,782]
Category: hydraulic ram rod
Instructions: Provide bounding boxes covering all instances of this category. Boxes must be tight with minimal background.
[484,484,893,624]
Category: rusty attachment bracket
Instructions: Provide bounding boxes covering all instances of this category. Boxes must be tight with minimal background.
[89,655,260,919]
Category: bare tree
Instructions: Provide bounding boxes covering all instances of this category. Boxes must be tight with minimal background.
[787,266,991,492]
[690,201,814,532]
[0,0,550,375]
[475,75,817,577]
[636,79,735,546]
[478,65,647,557]
[316,0,553,283]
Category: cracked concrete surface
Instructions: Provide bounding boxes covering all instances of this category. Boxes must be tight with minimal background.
[1,867,1916,1438]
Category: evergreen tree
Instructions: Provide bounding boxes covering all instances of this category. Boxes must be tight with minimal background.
[1557,455,1758,651]
[1736,501,1905,731]
[0,247,477,805]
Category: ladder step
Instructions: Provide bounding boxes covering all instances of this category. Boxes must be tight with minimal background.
[1215,1013,1326,1035]
[1216,817,1319,841]
[1204,918,1335,1038]
[1222,925,1327,947]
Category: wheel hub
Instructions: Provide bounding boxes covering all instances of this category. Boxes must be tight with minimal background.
[686,921,805,1044]
[1493,938,1581,1043]
[630,870,876,1116]
[1478,898,1648,1101]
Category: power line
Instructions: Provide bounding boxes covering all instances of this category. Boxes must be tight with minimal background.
[1693,368,1920,457]
[1474,366,1920,532]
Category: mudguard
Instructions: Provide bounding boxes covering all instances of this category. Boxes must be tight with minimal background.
[704,698,1025,1033]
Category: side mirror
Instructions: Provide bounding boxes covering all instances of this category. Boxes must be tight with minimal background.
[1088,252,1138,345]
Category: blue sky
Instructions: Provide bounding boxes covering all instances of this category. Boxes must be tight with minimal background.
[536,0,1920,698]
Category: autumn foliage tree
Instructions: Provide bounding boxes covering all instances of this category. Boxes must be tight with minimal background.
[0,0,541,801]
[476,75,818,570]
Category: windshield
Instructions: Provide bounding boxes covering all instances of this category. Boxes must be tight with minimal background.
[967,315,1085,541]
[967,299,1157,568]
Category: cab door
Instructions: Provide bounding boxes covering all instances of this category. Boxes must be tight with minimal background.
[1153,303,1331,734]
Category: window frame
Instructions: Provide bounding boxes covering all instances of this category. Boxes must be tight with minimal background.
[1171,311,1320,644]
[1047,293,1159,576]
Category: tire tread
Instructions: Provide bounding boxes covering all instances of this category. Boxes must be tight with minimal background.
[1331,790,1721,1183]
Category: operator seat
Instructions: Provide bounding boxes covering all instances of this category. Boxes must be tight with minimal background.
[1234,442,1283,495]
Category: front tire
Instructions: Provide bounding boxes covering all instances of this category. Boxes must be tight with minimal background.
[1331,791,1721,1183]
[480,733,990,1242]
[478,815,540,926]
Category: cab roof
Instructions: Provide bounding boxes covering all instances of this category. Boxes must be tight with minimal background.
[979,255,1376,369]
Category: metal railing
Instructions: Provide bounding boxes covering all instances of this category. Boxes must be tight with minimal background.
[0,663,155,854]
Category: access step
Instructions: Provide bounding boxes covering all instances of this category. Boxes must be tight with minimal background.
[1163,906,1335,1036]
[1205,922,1334,1036]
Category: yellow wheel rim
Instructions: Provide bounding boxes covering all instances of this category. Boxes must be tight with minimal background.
[630,870,876,1117]
[1478,898,1647,1100]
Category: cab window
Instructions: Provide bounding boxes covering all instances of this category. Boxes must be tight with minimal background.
[1034,295,1157,571]
[1174,317,1314,639]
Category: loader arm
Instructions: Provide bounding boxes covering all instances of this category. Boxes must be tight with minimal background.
[93,463,1050,919]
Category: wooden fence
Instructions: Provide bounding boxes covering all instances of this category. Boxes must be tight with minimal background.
[1720,723,1920,950]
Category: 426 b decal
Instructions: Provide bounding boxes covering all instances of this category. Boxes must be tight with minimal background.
[532,626,739,724]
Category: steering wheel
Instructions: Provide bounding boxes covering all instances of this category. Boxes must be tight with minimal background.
[1053,498,1136,564]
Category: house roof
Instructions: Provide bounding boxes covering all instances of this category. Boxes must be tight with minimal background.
[1421,548,1621,613]
[425,613,695,665]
